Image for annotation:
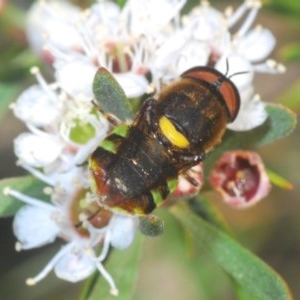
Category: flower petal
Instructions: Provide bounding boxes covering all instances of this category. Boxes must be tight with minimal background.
[14,85,60,127]
[54,247,96,282]
[13,205,59,249]
[14,133,63,167]
[123,0,186,36]
[114,72,149,98]
[187,4,225,41]
[88,2,120,29]
[227,96,267,131]
[109,215,137,250]
[236,27,276,62]
[55,61,97,99]
[26,0,81,61]
[14,133,62,166]
[176,41,210,74]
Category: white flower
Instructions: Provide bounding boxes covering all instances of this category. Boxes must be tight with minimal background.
[179,0,284,131]
[12,66,109,172]
[26,0,81,64]
[25,0,284,132]
[14,132,63,168]
[215,54,266,131]
[4,168,137,296]
[55,60,97,99]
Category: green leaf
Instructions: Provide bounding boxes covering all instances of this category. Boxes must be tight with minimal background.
[117,0,127,8]
[205,104,296,173]
[93,67,134,122]
[0,3,25,31]
[279,43,300,62]
[171,203,293,300]
[233,281,261,300]
[266,168,293,190]
[80,234,144,300]
[275,79,300,112]
[267,0,300,20]
[0,176,48,217]
[187,196,231,234]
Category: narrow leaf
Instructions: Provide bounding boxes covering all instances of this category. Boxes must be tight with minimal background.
[0,176,48,217]
[266,169,293,190]
[187,196,231,234]
[93,67,134,122]
[81,234,144,300]
[171,203,293,300]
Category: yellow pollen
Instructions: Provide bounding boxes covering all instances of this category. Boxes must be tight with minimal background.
[159,116,190,148]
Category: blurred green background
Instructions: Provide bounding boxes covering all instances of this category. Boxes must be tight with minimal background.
[0,0,299,299]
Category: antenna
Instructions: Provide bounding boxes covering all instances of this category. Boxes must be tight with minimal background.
[224,57,250,79]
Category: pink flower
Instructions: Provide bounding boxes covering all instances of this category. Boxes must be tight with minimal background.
[209,151,271,208]
[172,163,204,199]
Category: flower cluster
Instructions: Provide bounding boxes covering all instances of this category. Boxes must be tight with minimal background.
[26,0,284,131]
[6,0,281,295]
[5,180,136,295]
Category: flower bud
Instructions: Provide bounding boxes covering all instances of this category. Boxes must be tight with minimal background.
[172,163,204,199]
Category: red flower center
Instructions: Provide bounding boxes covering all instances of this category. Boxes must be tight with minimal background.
[220,157,260,201]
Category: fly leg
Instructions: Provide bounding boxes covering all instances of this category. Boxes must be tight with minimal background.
[182,163,204,188]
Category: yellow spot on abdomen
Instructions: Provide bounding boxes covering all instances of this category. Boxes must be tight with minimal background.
[159,116,190,148]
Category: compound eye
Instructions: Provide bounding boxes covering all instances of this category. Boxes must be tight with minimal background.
[181,67,240,122]
[159,116,190,148]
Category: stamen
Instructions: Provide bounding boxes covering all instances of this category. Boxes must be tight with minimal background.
[15,241,23,252]
[43,44,74,62]
[82,219,107,246]
[94,260,119,296]
[26,242,74,285]
[254,60,286,74]
[224,6,233,18]
[39,0,68,21]
[227,181,242,197]
[3,187,54,210]
[228,1,261,35]
[83,243,118,295]
[17,162,55,186]
[201,0,210,8]
[9,102,15,110]
[75,20,97,60]
[130,39,150,71]
[43,186,53,195]
[30,67,57,100]
[227,1,249,27]
[96,232,111,262]
[79,212,88,222]
[236,1,261,38]
[26,124,57,140]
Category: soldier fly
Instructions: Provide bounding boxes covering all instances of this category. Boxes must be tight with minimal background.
[89,66,241,216]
